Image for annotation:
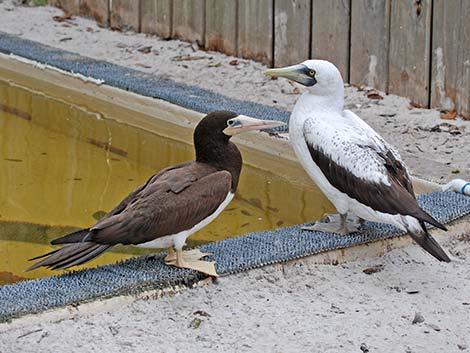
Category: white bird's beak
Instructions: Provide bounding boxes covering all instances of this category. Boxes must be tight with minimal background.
[264,64,317,87]
[264,64,305,79]
[223,115,286,136]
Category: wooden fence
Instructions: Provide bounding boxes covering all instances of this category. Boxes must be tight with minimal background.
[52,0,469,119]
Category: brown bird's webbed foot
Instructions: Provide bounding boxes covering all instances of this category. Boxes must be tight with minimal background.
[165,248,218,277]
[164,247,177,262]
[302,213,362,235]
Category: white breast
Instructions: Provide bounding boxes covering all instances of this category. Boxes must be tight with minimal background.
[289,99,351,213]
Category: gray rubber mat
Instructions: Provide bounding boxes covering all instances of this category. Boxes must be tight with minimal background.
[1,191,469,323]
[0,32,289,131]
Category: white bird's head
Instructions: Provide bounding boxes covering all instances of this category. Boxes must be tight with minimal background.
[264,59,344,98]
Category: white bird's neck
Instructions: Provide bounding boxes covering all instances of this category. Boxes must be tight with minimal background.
[303,82,345,112]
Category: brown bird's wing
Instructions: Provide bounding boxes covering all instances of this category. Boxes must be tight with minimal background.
[50,162,194,245]
[88,162,232,245]
[105,162,195,217]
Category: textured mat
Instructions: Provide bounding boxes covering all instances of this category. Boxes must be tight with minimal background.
[0,32,289,131]
[1,191,470,322]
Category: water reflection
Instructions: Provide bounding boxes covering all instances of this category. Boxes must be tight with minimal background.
[0,78,332,285]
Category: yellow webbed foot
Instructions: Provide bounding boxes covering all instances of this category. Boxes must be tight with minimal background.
[166,248,218,277]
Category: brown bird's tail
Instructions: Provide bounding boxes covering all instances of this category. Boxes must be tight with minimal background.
[407,221,450,262]
[50,228,92,244]
[25,242,113,272]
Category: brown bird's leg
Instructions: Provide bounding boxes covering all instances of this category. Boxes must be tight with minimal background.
[166,247,218,277]
[164,247,176,263]
[176,248,187,268]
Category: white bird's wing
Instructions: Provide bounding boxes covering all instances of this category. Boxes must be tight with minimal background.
[343,110,402,157]
[302,111,444,228]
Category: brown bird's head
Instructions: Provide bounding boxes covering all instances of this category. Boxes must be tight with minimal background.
[195,110,285,141]
[194,110,285,160]
[194,110,285,184]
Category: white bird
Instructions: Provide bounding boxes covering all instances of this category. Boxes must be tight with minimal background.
[265,60,450,262]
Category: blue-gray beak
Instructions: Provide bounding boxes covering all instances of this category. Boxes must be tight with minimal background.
[264,64,317,87]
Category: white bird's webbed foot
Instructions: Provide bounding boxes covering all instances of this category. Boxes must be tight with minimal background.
[302,213,362,235]
[165,248,218,277]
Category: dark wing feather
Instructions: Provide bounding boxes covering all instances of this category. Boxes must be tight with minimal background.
[304,132,445,230]
[89,163,232,245]
[51,162,195,245]
[51,229,90,245]
[407,221,450,262]
[103,162,194,217]
[378,150,414,194]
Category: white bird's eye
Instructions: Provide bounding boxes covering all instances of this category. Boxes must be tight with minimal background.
[228,119,234,126]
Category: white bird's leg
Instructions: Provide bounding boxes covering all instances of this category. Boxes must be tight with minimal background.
[302,213,361,235]
[338,213,356,234]
[166,247,218,277]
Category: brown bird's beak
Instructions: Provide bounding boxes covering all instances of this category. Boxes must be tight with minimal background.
[223,115,286,136]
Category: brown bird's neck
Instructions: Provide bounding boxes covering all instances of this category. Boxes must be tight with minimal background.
[195,138,242,192]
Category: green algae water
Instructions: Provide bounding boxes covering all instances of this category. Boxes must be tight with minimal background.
[0,77,332,285]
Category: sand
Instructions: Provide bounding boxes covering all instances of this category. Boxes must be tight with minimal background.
[0,2,469,352]
[1,229,470,353]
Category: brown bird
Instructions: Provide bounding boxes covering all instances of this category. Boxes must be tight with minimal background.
[26,111,286,276]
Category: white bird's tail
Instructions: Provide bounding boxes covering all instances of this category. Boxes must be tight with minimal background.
[406,220,451,262]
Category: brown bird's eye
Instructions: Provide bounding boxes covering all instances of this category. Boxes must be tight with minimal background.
[308,70,315,77]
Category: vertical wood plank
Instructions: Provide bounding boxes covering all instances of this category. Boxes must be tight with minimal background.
[79,0,109,26]
[172,0,205,44]
[238,0,273,66]
[274,0,310,67]
[51,0,80,14]
[205,0,237,56]
[431,0,470,119]
[311,0,350,82]
[110,0,140,31]
[141,0,172,38]
[350,0,391,91]
[389,0,432,107]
